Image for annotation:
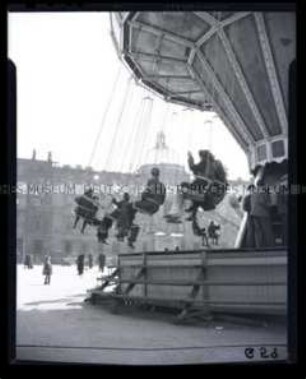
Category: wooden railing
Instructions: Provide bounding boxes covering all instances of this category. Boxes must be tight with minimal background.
[88,248,287,321]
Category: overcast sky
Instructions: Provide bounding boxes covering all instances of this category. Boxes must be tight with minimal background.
[8,12,250,180]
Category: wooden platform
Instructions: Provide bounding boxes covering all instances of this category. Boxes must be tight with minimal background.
[87,248,287,322]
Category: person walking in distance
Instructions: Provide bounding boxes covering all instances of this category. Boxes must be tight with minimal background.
[43,256,52,285]
[88,253,93,269]
[98,253,106,273]
[76,254,85,275]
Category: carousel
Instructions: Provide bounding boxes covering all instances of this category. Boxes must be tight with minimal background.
[80,11,294,322]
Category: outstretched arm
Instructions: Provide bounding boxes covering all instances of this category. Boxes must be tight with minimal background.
[188,151,195,169]
[112,198,120,206]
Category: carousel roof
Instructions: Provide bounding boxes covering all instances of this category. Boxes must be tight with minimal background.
[110,11,295,170]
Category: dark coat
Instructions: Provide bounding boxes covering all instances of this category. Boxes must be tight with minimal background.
[143,178,166,205]
[250,190,271,218]
[43,262,52,275]
[242,194,252,213]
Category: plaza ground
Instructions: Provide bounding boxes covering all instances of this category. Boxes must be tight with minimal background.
[16,264,287,365]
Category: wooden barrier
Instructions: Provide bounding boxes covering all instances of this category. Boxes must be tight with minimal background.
[88,248,287,320]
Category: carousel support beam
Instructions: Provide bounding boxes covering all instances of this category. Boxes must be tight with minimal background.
[218,28,269,139]
[126,21,133,54]
[194,12,267,138]
[254,12,288,134]
[129,12,139,22]
[125,53,146,79]
[194,12,251,48]
[195,11,251,28]
[171,98,204,112]
[145,75,191,80]
[188,64,250,151]
[121,12,131,25]
[196,50,255,144]
[175,89,202,95]
[222,12,251,28]
[154,32,165,55]
[195,26,218,48]
[129,20,195,48]
[188,46,197,66]
[193,11,217,26]
[131,52,187,64]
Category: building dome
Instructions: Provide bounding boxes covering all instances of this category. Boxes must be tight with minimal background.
[137,131,189,185]
[143,131,182,166]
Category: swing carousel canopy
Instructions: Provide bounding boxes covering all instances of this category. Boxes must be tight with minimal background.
[110,11,295,171]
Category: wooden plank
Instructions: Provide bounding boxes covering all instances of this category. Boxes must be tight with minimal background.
[112,264,205,268]
[119,248,286,256]
[91,293,286,306]
[123,267,146,295]
[89,292,286,316]
[177,252,209,320]
[201,251,209,314]
[112,279,286,286]
[99,268,119,292]
[143,253,147,298]
[117,262,286,268]
[113,249,287,316]
[207,257,287,266]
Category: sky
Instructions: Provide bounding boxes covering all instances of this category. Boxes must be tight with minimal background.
[8,12,250,180]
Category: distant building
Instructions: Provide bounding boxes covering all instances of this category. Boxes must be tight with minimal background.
[17,142,247,263]
[17,153,138,264]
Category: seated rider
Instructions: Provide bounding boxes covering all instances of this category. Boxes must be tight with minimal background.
[97,192,137,245]
[136,167,166,214]
[73,189,99,233]
[112,193,135,241]
[185,150,216,221]
[97,216,113,244]
[82,194,99,232]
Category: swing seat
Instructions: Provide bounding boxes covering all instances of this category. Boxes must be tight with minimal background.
[90,217,102,227]
[74,195,99,220]
[74,207,100,227]
[116,224,129,241]
[182,181,227,211]
[97,216,113,243]
[164,214,182,224]
[116,224,140,244]
[109,208,121,220]
[183,192,216,211]
[134,198,160,215]
[74,206,91,219]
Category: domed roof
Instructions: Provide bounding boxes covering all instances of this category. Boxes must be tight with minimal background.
[137,131,189,184]
[142,131,183,166]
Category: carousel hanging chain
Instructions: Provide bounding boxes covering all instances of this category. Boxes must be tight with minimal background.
[87,65,122,168]
[75,14,230,245]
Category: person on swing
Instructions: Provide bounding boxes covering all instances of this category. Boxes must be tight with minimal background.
[140,167,166,214]
[112,192,135,241]
[73,189,99,233]
[97,192,135,245]
[185,150,215,221]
